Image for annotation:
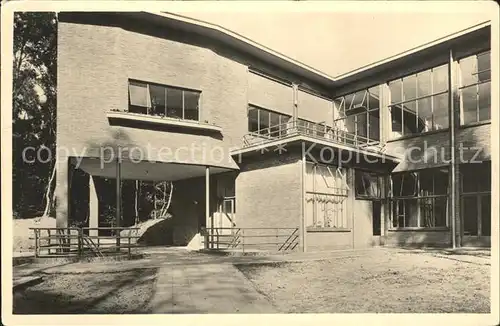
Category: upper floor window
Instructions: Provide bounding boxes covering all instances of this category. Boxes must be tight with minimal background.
[128,80,200,121]
[388,64,449,139]
[334,86,380,142]
[248,105,291,137]
[459,51,491,125]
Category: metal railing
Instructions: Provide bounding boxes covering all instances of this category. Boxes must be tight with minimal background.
[201,227,299,253]
[30,227,141,259]
[242,119,381,150]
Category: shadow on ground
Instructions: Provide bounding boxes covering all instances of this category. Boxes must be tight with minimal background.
[13,268,157,314]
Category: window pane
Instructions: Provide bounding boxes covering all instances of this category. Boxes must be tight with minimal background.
[478,81,491,121]
[392,173,418,196]
[367,86,379,110]
[149,84,166,116]
[166,88,183,119]
[419,170,434,196]
[434,169,449,195]
[389,80,402,104]
[355,171,380,197]
[403,101,417,135]
[334,98,345,117]
[477,51,490,82]
[481,194,491,236]
[344,93,355,110]
[433,65,449,93]
[462,167,478,193]
[259,110,270,135]
[461,85,477,124]
[417,69,432,97]
[460,55,478,86]
[419,198,434,227]
[404,199,419,227]
[351,90,366,108]
[403,74,417,101]
[463,196,478,235]
[269,112,280,137]
[368,110,380,140]
[433,93,449,130]
[434,197,448,227]
[356,113,367,138]
[391,106,403,133]
[128,81,149,107]
[184,91,200,120]
[477,164,491,191]
[345,115,356,134]
[417,97,433,132]
[248,107,259,132]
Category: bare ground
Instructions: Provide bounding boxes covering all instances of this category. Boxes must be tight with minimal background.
[236,250,490,313]
[13,268,157,314]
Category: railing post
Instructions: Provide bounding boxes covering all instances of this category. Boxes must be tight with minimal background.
[78,228,82,258]
[242,229,245,254]
[34,229,39,258]
[128,232,131,260]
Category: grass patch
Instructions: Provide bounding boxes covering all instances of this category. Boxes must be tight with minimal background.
[13,268,157,314]
[237,251,490,313]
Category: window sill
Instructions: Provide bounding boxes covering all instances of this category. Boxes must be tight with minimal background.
[106,111,222,133]
[386,128,449,143]
[459,120,491,129]
[307,227,351,233]
[388,227,449,232]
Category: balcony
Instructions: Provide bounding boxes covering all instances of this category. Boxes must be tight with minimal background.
[242,119,383,153]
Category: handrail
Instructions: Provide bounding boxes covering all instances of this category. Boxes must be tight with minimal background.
[242,118,380,150]
[31,227,141,259]
[202,227,299,253]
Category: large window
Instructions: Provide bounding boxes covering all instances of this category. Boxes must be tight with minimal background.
[388,64,449,138]
[459,51,491,125]
[389,168,448,228]
[128,80,200,121]
[248,105,291,137]
[461,163,491,236]
[334,86,380,142]
[305,162,349,229]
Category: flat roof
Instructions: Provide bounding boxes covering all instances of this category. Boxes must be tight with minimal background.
[142,12,490,88]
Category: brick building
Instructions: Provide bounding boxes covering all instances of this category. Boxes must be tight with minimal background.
[55,12,493,251]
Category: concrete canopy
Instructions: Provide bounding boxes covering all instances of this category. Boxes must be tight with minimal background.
[70,157,234,181]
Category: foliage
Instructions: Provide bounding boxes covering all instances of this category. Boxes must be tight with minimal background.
[12,12,57,218]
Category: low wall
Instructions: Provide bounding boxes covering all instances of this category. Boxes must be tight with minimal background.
[306,230,353,252]
[385,230,451,247]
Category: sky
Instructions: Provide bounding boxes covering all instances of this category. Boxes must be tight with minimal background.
[180,10,491,77]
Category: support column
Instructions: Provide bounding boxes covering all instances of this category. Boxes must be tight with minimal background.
[116,157,122,248]
[89,175,99,238]
[448,48,460,248]
[55,156,69,228]
[300,152,307,252]
[205,166,211,249]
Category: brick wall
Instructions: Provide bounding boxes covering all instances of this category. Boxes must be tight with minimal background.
[236,152,302,251]
[385,230,451,247]
[306,231,353,252]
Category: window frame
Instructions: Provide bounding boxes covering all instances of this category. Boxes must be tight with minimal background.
[333,86,381,143]
[389,168,449,229]
[354,170,383,199]
[305,161,350,230]
[247,104,291,138]
[458,50,491,126]
[127,79,201,121]
[388,64,450,139]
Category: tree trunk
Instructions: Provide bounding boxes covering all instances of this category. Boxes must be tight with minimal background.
[42,160,56,217]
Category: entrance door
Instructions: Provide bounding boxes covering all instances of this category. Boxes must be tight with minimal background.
[353,199,381,248]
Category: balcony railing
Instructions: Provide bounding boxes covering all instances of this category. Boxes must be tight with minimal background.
[242,119,381,152]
